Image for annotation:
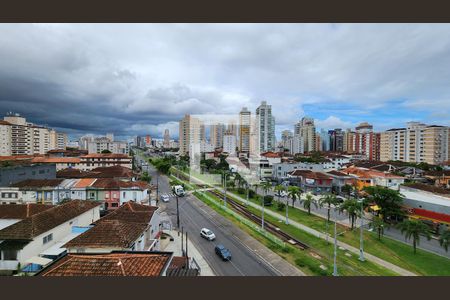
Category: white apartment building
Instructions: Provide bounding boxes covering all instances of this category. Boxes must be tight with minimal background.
[0,121,12,156]
[1,113,66,156]
[87,137,129,154]
[223,134,236,155]
[210,123,225,149]
[179,114,205,155]
[256,101,276,153]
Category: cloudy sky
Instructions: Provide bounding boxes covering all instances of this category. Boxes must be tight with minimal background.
[1,23,450,141]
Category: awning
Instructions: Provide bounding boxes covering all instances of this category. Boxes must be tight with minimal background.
[25,256,53,266]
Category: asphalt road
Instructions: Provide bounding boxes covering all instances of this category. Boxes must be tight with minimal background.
[134,151,278,275]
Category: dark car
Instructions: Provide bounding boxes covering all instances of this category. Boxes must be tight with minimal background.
[215,244,231,261]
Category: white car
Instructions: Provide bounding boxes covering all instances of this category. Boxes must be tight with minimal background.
[160,194,170,202]
[276,190,288,197]
[200,228,216,241]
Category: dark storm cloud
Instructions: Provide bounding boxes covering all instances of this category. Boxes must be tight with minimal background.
[1,23,450,140]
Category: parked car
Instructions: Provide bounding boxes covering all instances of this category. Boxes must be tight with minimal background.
[275,190,288,197]
[200,228,216,241]
[160,194,170,202]
[215,244,231,261]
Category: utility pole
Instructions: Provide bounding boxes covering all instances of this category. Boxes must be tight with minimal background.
[246,182,249,206]
[156,174,159,204]
[181,226,184,255]
[359,198,365,262]
[185,231,189,268]
[285,195,289,225]
[261,196,265,230]
[224,172,227,208]
[333,207,338,276]
[176,195,180,229]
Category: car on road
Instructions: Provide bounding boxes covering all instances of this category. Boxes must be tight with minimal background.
[200,228,216,241]
[215,244,231,261]
[275,190,288,197]
[160,194,170,202]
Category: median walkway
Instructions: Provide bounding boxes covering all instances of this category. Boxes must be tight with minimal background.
[225,189,417,276]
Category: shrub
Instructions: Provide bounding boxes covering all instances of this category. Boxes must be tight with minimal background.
[263,195,274,206]
[237,187,246,195]
[248,189,256,198]
[277,201,286,211]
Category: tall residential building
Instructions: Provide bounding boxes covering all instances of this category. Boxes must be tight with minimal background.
[0,120,12,156]
[294,117,316,153]
[210,123,225,149]
[354,122,379,160]
[1,112,65,156]
[379,122,449,165]
[343,129,356,153]
[329,128,344,152]
[145,135,152,147]
[319,129,330,151]
[223,133,237,155]
[280,130,293,151]
[256,101,276,153]
[239,107,251,153]
[106,133,114,142]
[178,114,205,155]
[163,129,170,148]
[87,137,129,154]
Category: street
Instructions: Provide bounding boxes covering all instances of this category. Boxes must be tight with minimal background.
[134,151,279,275]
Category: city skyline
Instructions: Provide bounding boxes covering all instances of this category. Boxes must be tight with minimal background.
[1,24,450,141]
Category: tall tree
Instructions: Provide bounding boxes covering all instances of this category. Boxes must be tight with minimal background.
[339,198,361,230]
[364,186,405,222]
[439,230,450,252]
[371,216,386,240]
[287,186,301,207]
[319,193,338,222]
[397,219,431,254]
[341,184,353,199]
[274,184,286,202]
[300,193,318,215]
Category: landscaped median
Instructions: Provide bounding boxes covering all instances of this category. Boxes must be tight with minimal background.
[192,190,398,276]
[228,189,450,276]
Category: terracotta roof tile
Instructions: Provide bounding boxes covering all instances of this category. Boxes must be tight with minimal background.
[56,168,90,179]
[82,154,130,159]
[11,179,64,188]
[85,165,137,179]
[0,204,54,219]
[64,220,148,249]
[0,200,101,240]
[73,178,97,188]
[288,170,332,180]
[31,157,81,163]
[37,252,172,276]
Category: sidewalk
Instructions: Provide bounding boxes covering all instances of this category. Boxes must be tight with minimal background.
[161,229,215,276]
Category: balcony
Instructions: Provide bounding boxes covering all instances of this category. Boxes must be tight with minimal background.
[0,260,19,271]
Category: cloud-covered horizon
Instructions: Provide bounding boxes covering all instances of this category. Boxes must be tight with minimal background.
[0,23,449,141]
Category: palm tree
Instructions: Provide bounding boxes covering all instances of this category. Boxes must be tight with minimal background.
[275,184,288,224]
[439,230,450,252]
[234,173,243,188]
[341,184,353,199]
[397,219,431,254]
[371,216,386,240]
[300,193,318,215]
[287,186,301,208]
[319,194,338,222]
[339,198,361,230]
[260,181,272,230]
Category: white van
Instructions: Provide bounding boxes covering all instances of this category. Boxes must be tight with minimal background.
[172,185,185,197]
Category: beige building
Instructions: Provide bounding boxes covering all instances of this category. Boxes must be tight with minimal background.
[343,129,356,153]
[294,117,316,153]
[49,130,68,150]
[0,121,12,156]
[380,122,449,165]
[210,123,225,149]
[239,107,251,153]
[178,114,205,155]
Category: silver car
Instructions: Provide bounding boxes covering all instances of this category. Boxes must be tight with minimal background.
[200,228,216,241]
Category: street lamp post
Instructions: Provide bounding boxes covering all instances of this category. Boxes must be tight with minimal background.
[358,198,365,262]
[333,207,338,276]
[176,195,180,229]
[285,195,289,225]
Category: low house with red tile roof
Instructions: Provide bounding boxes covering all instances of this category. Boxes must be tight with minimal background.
[0,200,101,275]
[8,179,65,205]
[31,157,82,171]
[36,251,174,276]
[287,170,333,194]
[56,168,89,179]
[64,202,161,253]
[90,178,150,210]
[340,166,405,190]
[0,203,53,230]
[57,165,137,181]
[326,170,357,193]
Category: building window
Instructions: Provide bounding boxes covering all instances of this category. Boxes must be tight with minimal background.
[123,192,126,198]
[112,203,118,207]
[43,233,53,244]
[39,170,45,174]
[2,250,18,260]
